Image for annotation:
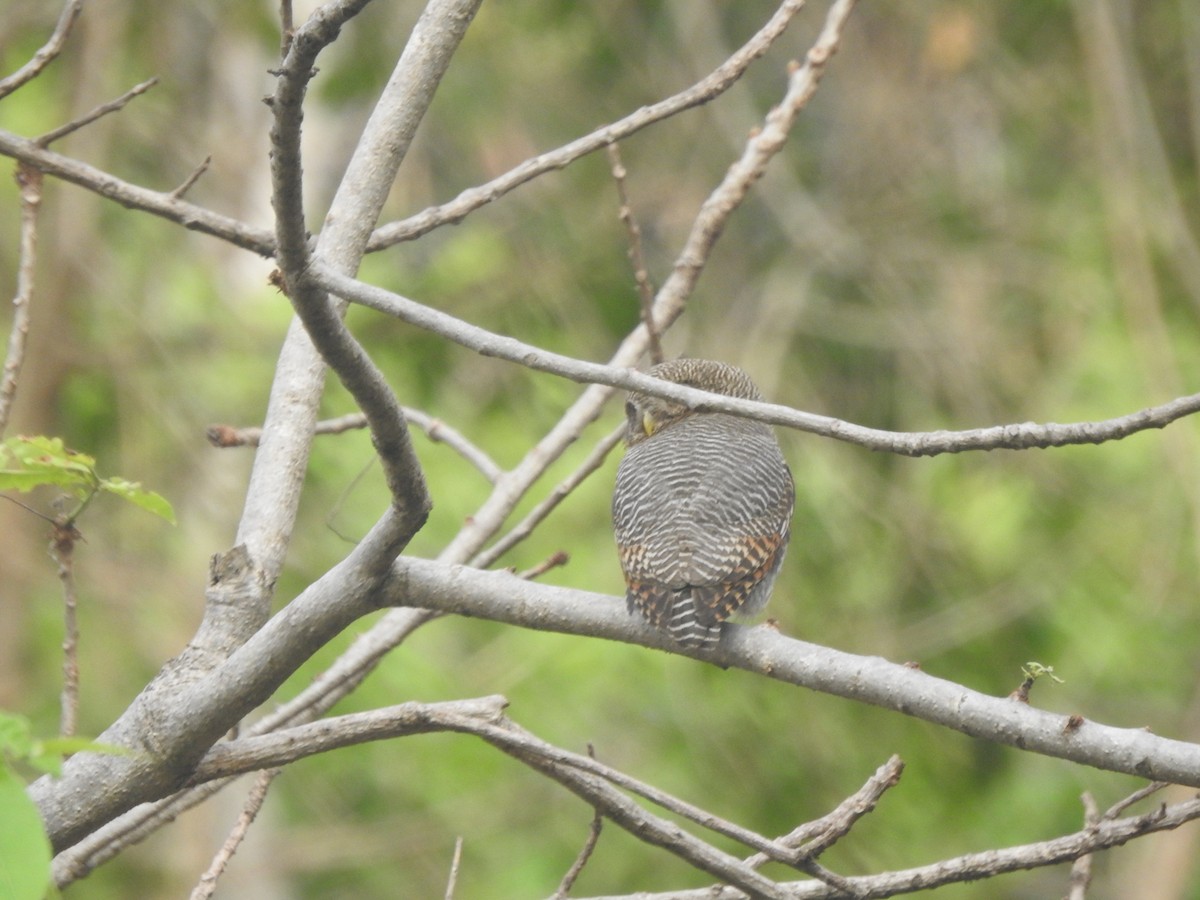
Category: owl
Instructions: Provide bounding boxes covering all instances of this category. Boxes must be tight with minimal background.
[612,358,795,649]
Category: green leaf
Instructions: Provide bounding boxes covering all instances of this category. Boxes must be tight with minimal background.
[0,436,96,495]
[0,764,52,900]
[99,478,176,525]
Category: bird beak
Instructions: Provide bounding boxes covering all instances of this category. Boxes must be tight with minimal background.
[642,412,658,437]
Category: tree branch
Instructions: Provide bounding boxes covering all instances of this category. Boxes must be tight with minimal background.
[314,262,1200,456]
[0,0,82,100]
[381,557,1200,787]
[35,77,159,147]
[0,164,41,436]
[577,794,1200,899]
[0,129,274,256]
[366,0,809,251]
[268,0,433,534]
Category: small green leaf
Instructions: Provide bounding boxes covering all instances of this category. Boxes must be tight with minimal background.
[100,478,176,525]
[0,764,52,900]
[0,436,97,495]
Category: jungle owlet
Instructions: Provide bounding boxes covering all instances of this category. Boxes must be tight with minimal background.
[612,358,795,649]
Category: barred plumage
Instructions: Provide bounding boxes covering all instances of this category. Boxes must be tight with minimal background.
[612,359,794,649]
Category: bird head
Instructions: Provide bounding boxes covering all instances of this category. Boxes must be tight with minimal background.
[623,358,765,446]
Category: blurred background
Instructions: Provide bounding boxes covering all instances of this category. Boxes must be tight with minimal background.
[2,1,1200,897]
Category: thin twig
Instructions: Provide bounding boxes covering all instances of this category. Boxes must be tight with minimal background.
[207,408,502,483]
[0,0,82,100]
[444,836,464,900]
[279,0,295,58]
[319,263,1200,458]
[403,406,503,483]
[0,164,41,437]
[516,550,570,580]
[471,424,625,568]
[188,768,280,900]
[607,142,661,365]
[50,519,82,738]
[1103,781,1168,819]
[745,756,905,867]
[1066,792,1099,900]
[36,77,160,148]
[575,798,1200,899]
[0,129,275,256]
[170,156,212,200]
[553,809,603,899]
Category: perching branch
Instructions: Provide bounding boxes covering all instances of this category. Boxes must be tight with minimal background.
[381,557,1200,787]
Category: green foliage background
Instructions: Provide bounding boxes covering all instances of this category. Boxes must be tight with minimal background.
[2,1,1200,897]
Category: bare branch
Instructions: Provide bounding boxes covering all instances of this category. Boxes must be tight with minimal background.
[367,0,809,251]
[383,557,1200,787]
[745,756,905,868]
[577,795,1200,899]
[245,0,483,591]
[1065,792,1099,900]
[0,0,82,100]
[515,551,570,581]
[472,719,795,899]
[189,697,510,783]
[188,768,279,900]
[315,263,1200,457]
[0,129,274,256]
[170,155,212,200]
[51,520,81,737]
[1103,781,1168,818]
[403,407,503,483]
[279,0,295,58]
[444,835,464,900]
[471,423,624,568]
[51,611,438,885]
[208,408,500,482]
[36,77,160,147]
[607,142,661,365]
[0,164,41,436]
[553,809,603,900]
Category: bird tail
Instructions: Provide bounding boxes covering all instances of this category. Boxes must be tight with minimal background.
[664,589,721,648]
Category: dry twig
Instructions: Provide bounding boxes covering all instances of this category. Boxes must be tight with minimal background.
[444,835,464,900]
[36,77,160,147]
[0,0,82,100]
[0,164,41,436]
[188,769,280,900]
[607,142,661,365]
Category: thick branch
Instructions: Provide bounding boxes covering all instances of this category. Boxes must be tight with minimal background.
[381,557,1200,787]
